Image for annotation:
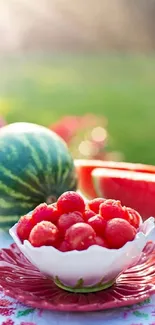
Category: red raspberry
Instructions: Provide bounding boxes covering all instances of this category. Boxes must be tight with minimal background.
[58,240,71,252]
[32,203,60,225]
[65,223,96,251]
[104,218,136,249]
[17,215,34,241]
[57,211,84,235]
[57,191,85,214]
[83,209,96,221]
[126,207,141,229]
[87,214,107,236]
[99,199,125,221]
[29,221,59,247]
[88,198,106,213]
[95,236,108,247]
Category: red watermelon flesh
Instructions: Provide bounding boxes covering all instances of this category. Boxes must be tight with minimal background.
[75,159,155,199]
[92,167,155,220]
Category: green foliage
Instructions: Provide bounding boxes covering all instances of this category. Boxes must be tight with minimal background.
[1,54,155,164]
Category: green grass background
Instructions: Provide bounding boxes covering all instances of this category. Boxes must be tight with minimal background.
[0,53,155,165]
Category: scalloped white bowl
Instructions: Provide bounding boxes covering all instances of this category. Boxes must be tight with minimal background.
[9,217,155,292]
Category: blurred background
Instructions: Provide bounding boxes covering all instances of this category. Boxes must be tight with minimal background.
[0,0,155,164]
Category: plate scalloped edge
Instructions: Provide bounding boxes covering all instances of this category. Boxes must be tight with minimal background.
[0,242,154,312]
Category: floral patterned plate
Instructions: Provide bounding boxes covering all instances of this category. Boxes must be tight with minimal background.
[0,242,155,312]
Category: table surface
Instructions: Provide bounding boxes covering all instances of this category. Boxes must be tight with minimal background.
[0,230,155,325]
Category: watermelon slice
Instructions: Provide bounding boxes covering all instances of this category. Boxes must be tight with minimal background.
[75,159,155,199]
[92,168,155,220]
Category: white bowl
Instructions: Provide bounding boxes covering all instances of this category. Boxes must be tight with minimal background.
[9,217,155,293]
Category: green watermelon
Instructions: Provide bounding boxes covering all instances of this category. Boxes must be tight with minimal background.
[0,122,77,229]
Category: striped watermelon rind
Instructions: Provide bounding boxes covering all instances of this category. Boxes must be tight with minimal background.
[0,122,77,229]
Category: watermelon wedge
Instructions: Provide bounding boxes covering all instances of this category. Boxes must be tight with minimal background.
[75,159,155,199]
[92,168,155,220]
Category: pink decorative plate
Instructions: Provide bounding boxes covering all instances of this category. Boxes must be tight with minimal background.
[0,242,155,312]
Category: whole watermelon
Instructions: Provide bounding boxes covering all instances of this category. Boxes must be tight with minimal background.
[0,122,77,229]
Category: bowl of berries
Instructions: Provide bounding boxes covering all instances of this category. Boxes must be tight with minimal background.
[9,191,155,293]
